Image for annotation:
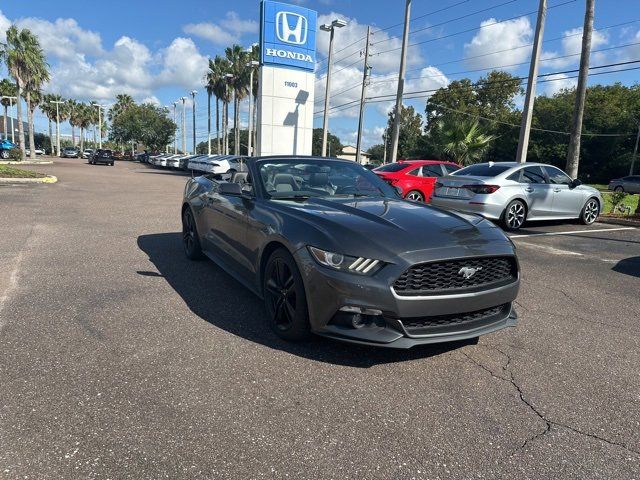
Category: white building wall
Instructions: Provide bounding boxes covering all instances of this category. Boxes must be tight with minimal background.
[257,65,314,156]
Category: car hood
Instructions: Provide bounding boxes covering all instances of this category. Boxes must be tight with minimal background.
[273,197,511,260]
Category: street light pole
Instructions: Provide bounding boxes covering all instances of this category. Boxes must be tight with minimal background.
[191,90,197,155]
[246,60,259,156]
[515,0,547,163]
[92,103,107,149]
[181,97,187,154]
[173,102,178,154]
[356,26,372,164]
[389,0,411,163]
[320,19,347,157]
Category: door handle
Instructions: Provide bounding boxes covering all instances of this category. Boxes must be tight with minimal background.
[525,187,534,193]
[553,188,562,193]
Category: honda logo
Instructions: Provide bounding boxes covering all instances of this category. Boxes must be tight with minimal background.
[276,11,308,45]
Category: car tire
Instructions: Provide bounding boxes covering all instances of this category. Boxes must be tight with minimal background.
[405,190,425,202]
[182,208,204,260]
[0,150,9,159]
[579,198,600,225]
[502,199,527,231]
[614,186,624,192]
[263,248,311,342]
[110,162,114,166]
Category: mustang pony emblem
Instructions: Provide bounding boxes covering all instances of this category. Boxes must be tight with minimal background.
[458,266,483,279]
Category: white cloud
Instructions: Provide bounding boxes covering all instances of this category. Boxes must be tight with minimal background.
[542,27,608,68]
[541,73,577,96]
[463,17,533,70]
[183,11,258,45]
[0,11,210,103]
[156,37,209,90]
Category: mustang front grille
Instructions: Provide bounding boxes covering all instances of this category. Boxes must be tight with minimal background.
[393,256,517,296]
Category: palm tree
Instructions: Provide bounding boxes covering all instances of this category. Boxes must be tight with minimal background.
[226,45,250,155]
[76,103,92,152]
[0,78,17,141]
[41,93,61,154]
[249,44,260,154]
[430,119,496,166]
[66,99,78,146]
[206,56,232,154]
[1,25,49,157]
[109,94,134,152]
[24,87,44,159]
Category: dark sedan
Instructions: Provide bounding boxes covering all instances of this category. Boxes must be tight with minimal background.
[181,156,520,348]
[89,149,114,166]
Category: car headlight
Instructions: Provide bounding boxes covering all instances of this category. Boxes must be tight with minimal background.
[308,246,383,275]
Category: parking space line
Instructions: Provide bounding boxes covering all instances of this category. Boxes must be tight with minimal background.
[509,227,635,239]
[516,242,584,256]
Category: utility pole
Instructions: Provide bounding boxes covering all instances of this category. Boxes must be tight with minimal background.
[389,0,411,162]
[383,129,388,164]
[172,102,178,154]
[356,26,372,164]
[515,0,547,163]
[246,60,259,156]
[49,99,64,156]
[629,123,640,176]
[320,19,347,157]
[565,0,595,178]
[191,90,197,155]
[181,97,187,154]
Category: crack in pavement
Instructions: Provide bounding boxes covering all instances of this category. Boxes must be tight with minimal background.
[462,347,640,456]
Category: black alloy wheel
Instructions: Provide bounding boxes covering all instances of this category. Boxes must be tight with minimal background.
[182,208,203,260]
[263,249,311,341]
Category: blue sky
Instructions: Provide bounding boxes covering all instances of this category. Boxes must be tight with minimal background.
[1,0,639,151]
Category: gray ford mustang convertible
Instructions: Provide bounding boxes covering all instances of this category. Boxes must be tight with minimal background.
[181,156,520,348]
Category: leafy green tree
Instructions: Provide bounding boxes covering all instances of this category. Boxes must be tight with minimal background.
[529,83,640,182]
[367,144,386,162]
[0,79,17,141]
[1,25,50,158]
[385,105,423,159]
[312,128,342,157]
[110,103,176,152]
[427,119,496,166]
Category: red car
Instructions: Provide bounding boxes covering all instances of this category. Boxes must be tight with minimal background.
[374,160,461,202]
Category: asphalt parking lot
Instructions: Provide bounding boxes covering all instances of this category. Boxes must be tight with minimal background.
[1,158,639,479]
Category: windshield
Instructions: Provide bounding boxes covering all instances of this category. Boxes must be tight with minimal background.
[453,163,512,177]
[374,162,409,173]
[256,159,396,199]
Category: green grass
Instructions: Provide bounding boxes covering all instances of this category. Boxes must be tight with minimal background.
[587,183,609,192]
[600,191,639,215]
[0,165,46,178]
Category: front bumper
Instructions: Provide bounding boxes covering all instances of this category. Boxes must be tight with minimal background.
[294,245,520,349]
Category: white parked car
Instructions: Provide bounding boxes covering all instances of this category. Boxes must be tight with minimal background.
[187,155,245,175]
[82,149,94,159]
[25,148,45,156]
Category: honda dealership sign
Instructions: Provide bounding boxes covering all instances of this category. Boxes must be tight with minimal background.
[257,1,317,156]
[261,2,317,71]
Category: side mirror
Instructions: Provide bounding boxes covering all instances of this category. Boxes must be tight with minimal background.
[219,182,242,196]
[395,186,403,196]
[570,179,582,189]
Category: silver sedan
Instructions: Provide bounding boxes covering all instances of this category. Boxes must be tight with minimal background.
[431,162,603,231]
[608,175,640,193]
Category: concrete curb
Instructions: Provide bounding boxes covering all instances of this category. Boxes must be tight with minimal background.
[0,175,57,184]
[0,160,54,165]
[598,215,640,227]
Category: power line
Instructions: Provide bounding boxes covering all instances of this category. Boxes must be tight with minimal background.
[372,0,576,56]
[371,0,474,35]
[313,59,640,116]
[372,0,522,47]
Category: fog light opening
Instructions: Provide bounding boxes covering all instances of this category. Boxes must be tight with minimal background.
[334,306,386,329]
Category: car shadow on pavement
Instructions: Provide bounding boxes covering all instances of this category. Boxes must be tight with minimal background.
[612,256,640,278]
[137,232,468,367]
